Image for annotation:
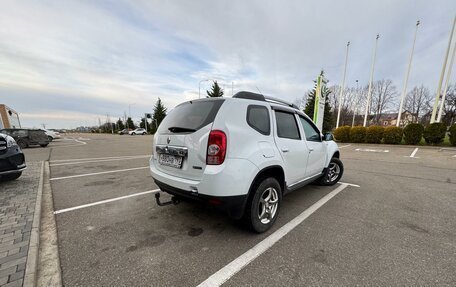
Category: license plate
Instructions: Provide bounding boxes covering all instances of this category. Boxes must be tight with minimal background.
[158,154,183,168]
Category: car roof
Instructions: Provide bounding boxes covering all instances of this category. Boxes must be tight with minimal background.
[176,92,312,121]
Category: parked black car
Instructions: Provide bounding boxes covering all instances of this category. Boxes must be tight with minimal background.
[0,133,26,181]
[0,129,50,149]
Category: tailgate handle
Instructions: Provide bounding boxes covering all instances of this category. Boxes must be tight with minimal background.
[156,145,188,157]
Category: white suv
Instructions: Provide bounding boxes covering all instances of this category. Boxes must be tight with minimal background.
[150,91,343,232]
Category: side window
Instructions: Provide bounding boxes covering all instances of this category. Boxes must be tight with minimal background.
[12,130,27,137]
[299,117,321,142]
[247,105,270,135]
[275,111,300,140]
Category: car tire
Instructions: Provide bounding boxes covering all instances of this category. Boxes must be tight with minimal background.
[17,140,27,149]
[142,132,146,135]
[48,136,53,142]
[40,143,49,147]
[243,177,282,233]
[316,157,344,186]
[1,172,22,181]
[131,133,136,136]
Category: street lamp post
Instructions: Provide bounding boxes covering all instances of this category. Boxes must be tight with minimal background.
[336,41,350,128]
[127,103,135,129]
[397,20,420,127]
[363,34,380,127]
[199,79,210,99]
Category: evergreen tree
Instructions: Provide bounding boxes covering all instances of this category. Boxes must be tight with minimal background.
[304,71,334,133]
[206,80,224,97]
[151,98,167,134]
[126,117,135,129]
[116,118,125,130]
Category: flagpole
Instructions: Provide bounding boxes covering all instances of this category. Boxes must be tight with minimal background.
[336,41,350,128]
[363,34,380,127]
[397,21,420,127]
[431,16,455,123]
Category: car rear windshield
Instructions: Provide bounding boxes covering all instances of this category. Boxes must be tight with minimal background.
[160,99,225,133]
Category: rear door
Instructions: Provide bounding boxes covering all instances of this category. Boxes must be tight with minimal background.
[29,130,48,144]
[298,116,327,177]
[273,110,309,185]
[153,99,225,181]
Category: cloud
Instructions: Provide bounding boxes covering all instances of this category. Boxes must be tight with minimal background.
[0,0,455,128]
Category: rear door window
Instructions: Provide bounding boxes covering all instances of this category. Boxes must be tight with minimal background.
[160,99,224,133]
[247,105,270,135]
[275,111,300,140]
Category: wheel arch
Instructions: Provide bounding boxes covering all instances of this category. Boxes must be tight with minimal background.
[248,165,285,197]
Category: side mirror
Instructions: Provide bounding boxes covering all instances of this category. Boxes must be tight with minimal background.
[324,132,334,141]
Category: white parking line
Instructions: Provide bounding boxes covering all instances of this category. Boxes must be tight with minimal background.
[338,144,351,148]
[51,137,87,148]
[338,181,360,187]
[439,148,456,152]
[197,183,350,287]
[50,155,150,166]
[355,148,389,153]
[410,148,419,158]
[49,166,149,181]
[54,189,160,214]
[50,154,151,163]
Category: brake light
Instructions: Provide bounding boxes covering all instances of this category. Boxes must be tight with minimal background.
[206,130,226,165]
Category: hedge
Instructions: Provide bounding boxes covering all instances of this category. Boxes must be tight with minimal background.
[424,123,447,145]
[333,126,351,142]
[350,126,366,143]
[383,126,403,144]
[403,123,424,145]
[450,124,456,146]
[365,126,384,144]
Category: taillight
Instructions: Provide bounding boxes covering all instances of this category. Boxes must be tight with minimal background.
[206,130,226,165]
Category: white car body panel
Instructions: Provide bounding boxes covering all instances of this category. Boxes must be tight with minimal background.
[150,96,340,198]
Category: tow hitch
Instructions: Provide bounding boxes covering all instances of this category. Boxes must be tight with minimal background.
[155,192,180,206]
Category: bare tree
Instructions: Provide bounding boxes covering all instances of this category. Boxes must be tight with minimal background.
[442,84,456,125]
[404,85,432,123]
[370,79,397,124]
[328,84,369,126]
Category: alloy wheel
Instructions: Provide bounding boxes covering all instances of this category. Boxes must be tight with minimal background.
[258,187,279,224]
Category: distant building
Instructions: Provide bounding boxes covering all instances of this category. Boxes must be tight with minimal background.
[375,110,417,127]
[0,104,21,129]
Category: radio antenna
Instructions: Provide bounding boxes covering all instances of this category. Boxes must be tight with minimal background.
[255,86,263,95]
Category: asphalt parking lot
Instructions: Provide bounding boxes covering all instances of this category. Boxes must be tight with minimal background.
[20,134,456,286]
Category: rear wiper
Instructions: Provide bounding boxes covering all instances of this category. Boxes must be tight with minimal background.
[168,127,196,133]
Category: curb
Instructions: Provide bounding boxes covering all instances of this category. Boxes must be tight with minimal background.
[23,161,44,287]
[35,161,63,287]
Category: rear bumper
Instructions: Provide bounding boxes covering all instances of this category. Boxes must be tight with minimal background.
[149,157,258,197]
[150,157,259,219]
[154,179,248,219]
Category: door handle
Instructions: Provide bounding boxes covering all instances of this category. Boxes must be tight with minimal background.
[281,148,289,153]
[309,148,314,152]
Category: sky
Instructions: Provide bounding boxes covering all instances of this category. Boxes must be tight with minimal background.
[0,0,455,129]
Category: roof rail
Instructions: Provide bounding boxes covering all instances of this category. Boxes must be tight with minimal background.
[233,91,299,109]
[263,96,299,109]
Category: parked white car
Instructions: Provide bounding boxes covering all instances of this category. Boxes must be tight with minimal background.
[129,128,147,135]
[149,91,343,232]
[42,129,61,141]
